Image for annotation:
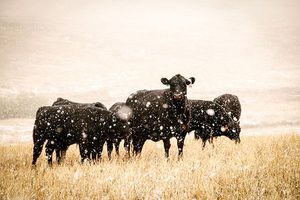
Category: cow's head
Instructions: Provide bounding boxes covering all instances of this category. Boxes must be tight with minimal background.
[214,104,241,143]
[109,111,130,140]
[226,121,241,143]
[161,74,195,100]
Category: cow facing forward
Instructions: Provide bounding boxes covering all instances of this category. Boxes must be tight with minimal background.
[126,74,195,158]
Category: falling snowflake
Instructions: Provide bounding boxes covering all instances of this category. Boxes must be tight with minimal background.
[146,102,151,107]
[221,126,227,132]
[206,109,215,116]
[117,105,133,121]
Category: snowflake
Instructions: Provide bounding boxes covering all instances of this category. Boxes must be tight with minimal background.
[206,109,215,116]
[146,102,151,107]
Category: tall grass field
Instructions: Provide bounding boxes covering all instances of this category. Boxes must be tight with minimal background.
[0,134,299,199]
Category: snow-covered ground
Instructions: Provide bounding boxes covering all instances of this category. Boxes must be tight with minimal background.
[0,0,299,143]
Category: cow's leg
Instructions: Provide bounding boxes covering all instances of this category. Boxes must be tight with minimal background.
[114,139,121,156]
[32,129,46,166]
[45,140,55,166]
[176,136,185,159]
[132,136,139,156]
[209,137,215,148]
[79,142,89,163]
[59,145,68,163]
[133,138,146,157]
[56,146,67,164]
[202,138,207,150]
[201,127,211,149]
[136,139,146,156]
[97,139,106,162]
[91,145,97,161]
[124,136,131,158]
[163,139,171,158]
[194,130,200,140]
[106,140,113,160]
[91,136,100,162]
[55,148,61,163]
[54,139,64,164]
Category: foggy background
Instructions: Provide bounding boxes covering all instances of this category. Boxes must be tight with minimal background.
[0,0,299,143]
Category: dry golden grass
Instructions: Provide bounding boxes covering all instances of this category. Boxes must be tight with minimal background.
[0,134,299,200]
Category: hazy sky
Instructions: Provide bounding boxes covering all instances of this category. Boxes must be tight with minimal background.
[0,0,299,137]
[0,0,299,112]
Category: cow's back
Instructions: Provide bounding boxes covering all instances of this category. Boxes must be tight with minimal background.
[213,94,241,121]
[126,89,173,123]
[52,97,107,110]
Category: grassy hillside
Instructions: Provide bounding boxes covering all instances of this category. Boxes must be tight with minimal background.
[0,135,299,199]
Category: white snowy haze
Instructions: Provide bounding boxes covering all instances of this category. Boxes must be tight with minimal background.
[0,0,300,142]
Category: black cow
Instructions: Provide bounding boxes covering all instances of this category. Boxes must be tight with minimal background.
[106,102,132,159]
[44,98,108,162]
[50,98,130,160]
[189,99,241,148]
[126,74,195,158]
[32,105,128,166]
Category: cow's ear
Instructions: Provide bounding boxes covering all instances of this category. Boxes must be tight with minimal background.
[161,78,169,85]
[189,77,195,84]
[186,79,191,85]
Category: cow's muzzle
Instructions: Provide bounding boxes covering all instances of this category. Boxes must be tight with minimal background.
[235,137,241,144]
[173,92,184,100]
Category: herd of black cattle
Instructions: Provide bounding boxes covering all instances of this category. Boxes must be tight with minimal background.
[32,74,241,166]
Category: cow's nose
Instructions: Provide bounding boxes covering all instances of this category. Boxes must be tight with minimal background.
[173,92,183,99]
[235,137,241,144]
